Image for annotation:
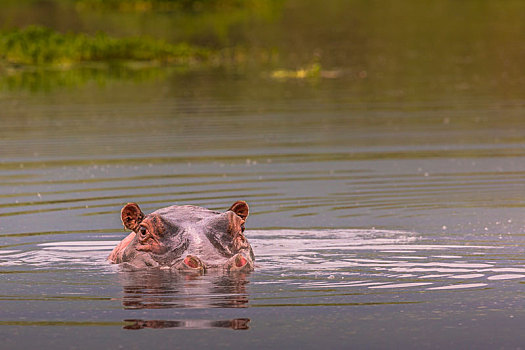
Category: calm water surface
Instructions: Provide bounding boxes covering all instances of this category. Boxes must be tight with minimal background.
[1,1,525,346]
[1,74,524,349]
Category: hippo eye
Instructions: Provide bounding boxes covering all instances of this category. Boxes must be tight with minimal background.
[139,226,147,239]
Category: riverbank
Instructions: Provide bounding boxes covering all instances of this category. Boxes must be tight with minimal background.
[0,26,211,68]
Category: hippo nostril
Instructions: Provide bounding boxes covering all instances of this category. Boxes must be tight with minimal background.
[235,255,248,268]
[184,256,200,269]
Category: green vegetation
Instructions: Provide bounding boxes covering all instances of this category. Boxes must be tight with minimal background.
[71,0,284,48]
[271,63,321,80]
[0,0,523,95]
[0,26,210,67]
[0,0,289,91]
[75,0,270,13]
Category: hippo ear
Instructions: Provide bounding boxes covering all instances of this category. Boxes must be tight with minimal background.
[121,203,145,232]
[228,201,249,220]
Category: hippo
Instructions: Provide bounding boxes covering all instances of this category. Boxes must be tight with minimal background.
[108,201,254,272]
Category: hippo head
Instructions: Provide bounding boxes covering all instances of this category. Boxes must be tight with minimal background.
[108,201,254,272]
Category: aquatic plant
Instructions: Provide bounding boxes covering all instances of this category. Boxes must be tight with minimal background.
[270,63,322,80]
[0,26,210,67]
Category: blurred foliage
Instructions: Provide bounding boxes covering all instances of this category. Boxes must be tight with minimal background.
[271,63,321,80]
[73,0,284,48]
[0,25,210,66]
[0,0,523,96]
[75,0,276,14]
[0,0,284,48]
[0,0,286,91]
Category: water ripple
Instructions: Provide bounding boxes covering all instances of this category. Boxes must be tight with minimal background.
[1,229,523,303]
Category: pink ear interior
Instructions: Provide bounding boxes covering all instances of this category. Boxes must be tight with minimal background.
[121,203,144,231]
[229,201,249,220]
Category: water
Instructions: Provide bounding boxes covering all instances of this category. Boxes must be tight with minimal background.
[2,1,525,348]
[1,74,524,349]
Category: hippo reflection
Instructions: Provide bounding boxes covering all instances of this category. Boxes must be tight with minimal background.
[108,201,254,272]
[119,269,249,309]
[123,318,250,330]
[118,268,251,330]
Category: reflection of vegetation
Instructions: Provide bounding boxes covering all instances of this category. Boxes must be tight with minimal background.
[0,0,286,91]
[0,25,281,92]
[0,0,523,97]
[0,23,284,91]
[0,26,209,66]
[0,65,175,93]
[0,25,215,91]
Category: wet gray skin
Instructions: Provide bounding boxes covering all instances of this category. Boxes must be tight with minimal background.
[108,201,254,272]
